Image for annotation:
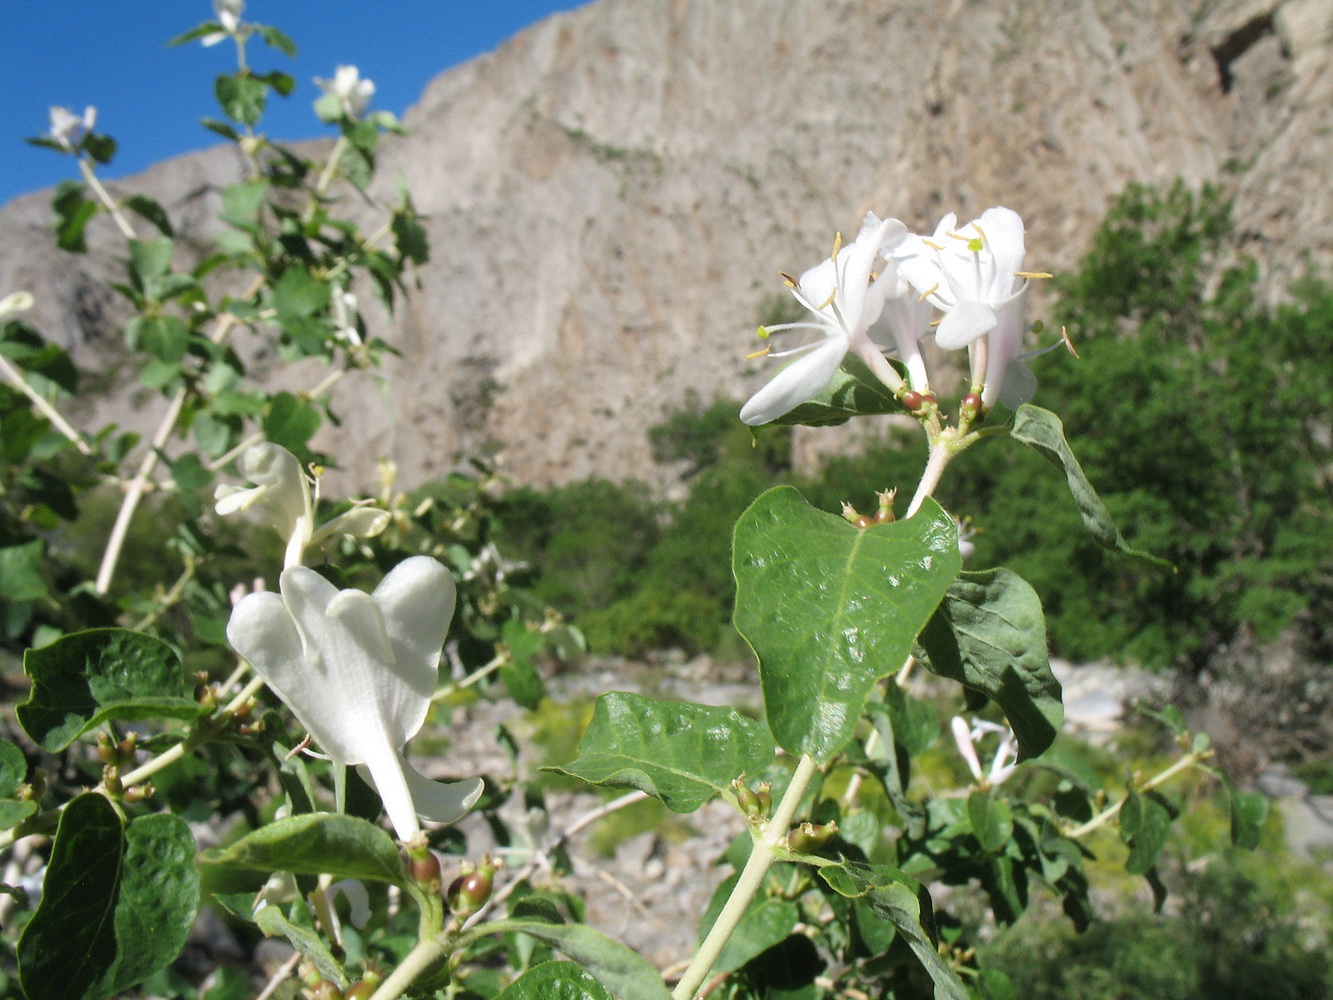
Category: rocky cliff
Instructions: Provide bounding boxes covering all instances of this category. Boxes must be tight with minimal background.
[2,0,1329,489]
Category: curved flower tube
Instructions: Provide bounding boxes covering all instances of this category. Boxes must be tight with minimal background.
[227,556,483,841]
[740,213,908,425]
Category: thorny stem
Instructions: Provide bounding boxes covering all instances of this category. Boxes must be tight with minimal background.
[1061,748,1214,839]
[0,354,93,455]
[672,754,818,1000]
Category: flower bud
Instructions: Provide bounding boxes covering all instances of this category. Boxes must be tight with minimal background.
[96,733,116,766]
[900,390,923,413]
[786,820,839,853]
[343,972,382,1000]
[733,777,763,819]
[874,489,897,524]
[961,393,983,421]
[123,782,155,804]
[755,782,772,815]
[446,855,498,917]
[840,502,863,525]
[102,765,122,796]
[407,849,442,893]
[853,514,873,530]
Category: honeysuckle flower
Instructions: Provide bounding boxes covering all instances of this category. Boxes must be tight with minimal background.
[48,106,96,151]
[215,442,391,568]
[227,557,483,841]
[316,65,375,120]
[951,716,1018,787]
[892,207,1041,409]
[955,517,976,560]
[202,0,245,44]
[0,291,34,320]
[331,287,362,346]
[740,213,909,425]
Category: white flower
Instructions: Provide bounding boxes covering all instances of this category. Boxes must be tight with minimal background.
[955,517,976,561]
[202,0,245,44]
[740,213,908,425]
[227,557,483,841]
[215,442,390,569]
[892,207,1035,409]
[317,65,375,120]
[0,291,34,320]
[950,716,1018,787]
[48,106,96,151]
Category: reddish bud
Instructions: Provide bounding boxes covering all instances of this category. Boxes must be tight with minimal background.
[344,975,382,1000]
[447,856,498,916]
[901,390,923,413]
[408,850,442,890]
[853,515,873,530]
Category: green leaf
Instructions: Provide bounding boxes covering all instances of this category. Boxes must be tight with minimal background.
[500,618,546,710]
[83,133,116,166]
[495,961,615,1000]
[17,795,199,1000]
[881,682,939,758]
[128,238,174,297]
[967,791,1013,853]
[167,23,226,46]
[392,210,430,265]
[220,179,269,231]
[709,897,800,974]
[1120,791,1172,875]
[544,692,774,812]
[732,487,960,761]
[915,568,1062,760]
[477,919,671,1000]
[1010,405,1173,570]
[1224,777,1268,850]
[0,799,37,829]
[18,629,208,753]
[766,353,903,427]
[0,741,28,797]
[256,24,298,57]
[0,539,47,600]
[199,813,406,886]
[262,391,320,454]
[123,195,173,237]
[271,267,331,326]
[818,862,967,1000]
[254,905,347,988]
[215,72,267,126]
[52,181,98,253]
[125,315,190,363]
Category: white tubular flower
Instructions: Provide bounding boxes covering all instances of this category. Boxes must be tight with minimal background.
[214,443,314,569]
[227,557,484,842]
[741,213,909,426]
[892,207,1036,409]
[953,717,1019,788]
[317,65,375,119]
[48,106,96,151]
[201,0,245,44]
[0,291,34,320]
[951,716,984,781]
[955,517,976,561]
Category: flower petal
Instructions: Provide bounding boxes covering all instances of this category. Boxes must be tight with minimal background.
[934,300,998,351]
[740,336,848,425]
[400,758,483,824]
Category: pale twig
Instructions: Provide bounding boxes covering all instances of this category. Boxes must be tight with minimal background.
[0,354,94,455]
[253,950,302,1000]
[1061,748,1212,839]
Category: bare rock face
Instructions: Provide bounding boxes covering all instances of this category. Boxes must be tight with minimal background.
[2,0,1329,490]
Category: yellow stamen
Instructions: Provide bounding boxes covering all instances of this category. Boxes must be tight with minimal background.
[817,286,837,311]
[945,230,970,242]
[830,231,843,260]
[921,239,944,251]
[917,283,940,303]
[746,345,773,360]
[1015,271,1053,279]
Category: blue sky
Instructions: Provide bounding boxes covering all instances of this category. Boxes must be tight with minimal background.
[1,1,583,206]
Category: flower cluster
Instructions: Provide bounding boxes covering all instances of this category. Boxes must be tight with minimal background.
[741,207,1047,425]
[951,716,1019,788]
[315,65,375,121]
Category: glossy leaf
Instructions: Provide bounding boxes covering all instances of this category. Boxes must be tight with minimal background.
[1120,791,1173,876]
[1011,405,1173,569]
[915,569,1062,760]
[545,692,774,812]
[968,791,1013,853]
[710,897,800,974]
[477,919,670,1000]
[768,353,904,427]
[199,813,406,886]
[819,862,966,1000]
[18,628,209,752]
[18,794,199,1000]
[495,961,614,1000]
[733,488,959,761]
[254,905,347,988]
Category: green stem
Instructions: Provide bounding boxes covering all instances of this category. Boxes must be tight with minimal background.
[368,934,448,1000]
[1061,749,1212,839]
[671,754,818,1000]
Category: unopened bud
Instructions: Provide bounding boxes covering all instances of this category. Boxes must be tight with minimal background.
[97,733,116,765]
[840,502,862,525]
[961,392,983,420]
[875,489,897,524]
[407,850,442,892]
[123,782,155,804]
[733,778,763,819]
[786,820,839,853]
[102,765,122,796]
[900,390,923,413]
[344,972,383,1000]
[447,855,498,916]
[755,782,772,815]
[118,734,138,757]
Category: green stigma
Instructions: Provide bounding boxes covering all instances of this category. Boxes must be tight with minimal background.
[967,236,985,253]
[757,326,770,339]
